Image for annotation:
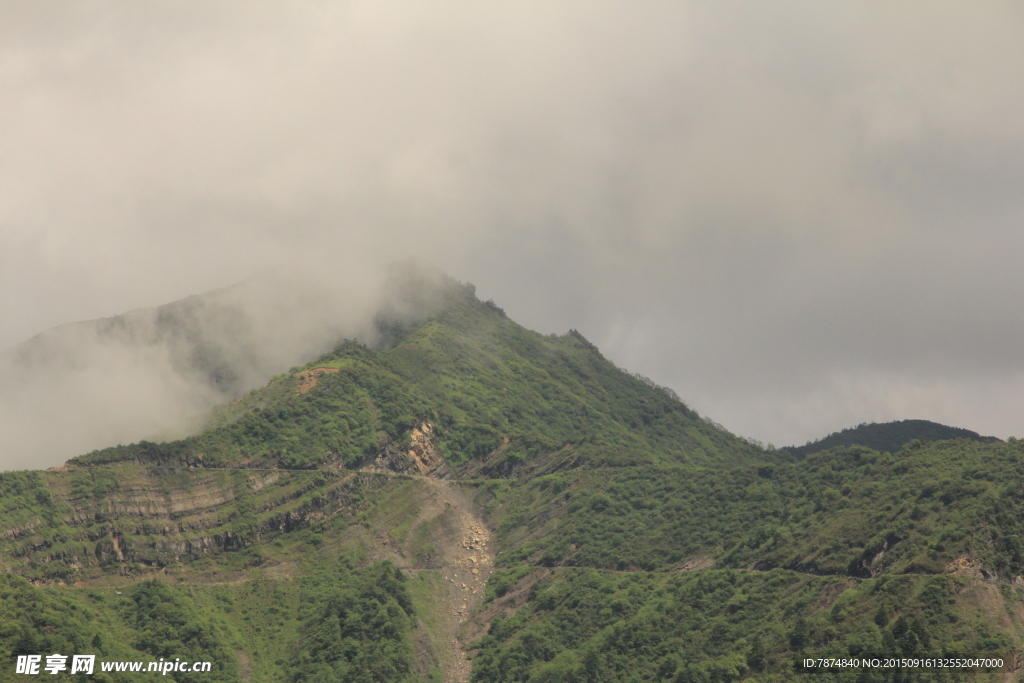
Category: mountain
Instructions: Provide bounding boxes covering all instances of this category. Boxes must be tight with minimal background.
[69,275,766,475]
[1,274,1023,683]
[785,419,1000,458]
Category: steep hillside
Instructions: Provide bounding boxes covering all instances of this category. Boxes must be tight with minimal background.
[786,419,1000,458]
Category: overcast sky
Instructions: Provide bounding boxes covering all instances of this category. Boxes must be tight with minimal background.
[3,1,1024,455]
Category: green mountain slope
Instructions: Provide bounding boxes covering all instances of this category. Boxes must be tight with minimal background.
[3,276,1024,682]
[471,439,1024,680]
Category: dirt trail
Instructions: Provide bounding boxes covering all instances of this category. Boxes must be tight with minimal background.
[236,651,252,683]
[408,477,494,683]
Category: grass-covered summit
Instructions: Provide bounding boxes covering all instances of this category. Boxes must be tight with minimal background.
[72,272,768,474]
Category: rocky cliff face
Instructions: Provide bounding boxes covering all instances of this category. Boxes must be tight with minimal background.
[361,422,450,478]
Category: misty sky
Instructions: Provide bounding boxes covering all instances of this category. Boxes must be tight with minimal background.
[3,1,1024,458]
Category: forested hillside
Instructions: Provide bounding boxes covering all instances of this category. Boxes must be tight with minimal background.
[2,278,1023,682]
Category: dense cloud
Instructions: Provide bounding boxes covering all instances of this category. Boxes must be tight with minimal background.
[2,1,1024,467]
[0,267,388,469]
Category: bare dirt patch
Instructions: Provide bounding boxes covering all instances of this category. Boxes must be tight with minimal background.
[295,367,339,394]
[678,556,715,571]
[946,554,987,578]
[236,651,252,683]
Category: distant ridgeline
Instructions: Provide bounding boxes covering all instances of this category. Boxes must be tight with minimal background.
[784,419,1000,458]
